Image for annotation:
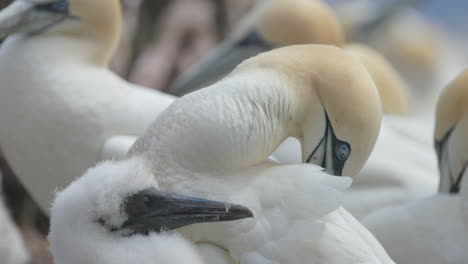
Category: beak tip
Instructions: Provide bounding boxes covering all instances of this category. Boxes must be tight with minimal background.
[228,203,254,219]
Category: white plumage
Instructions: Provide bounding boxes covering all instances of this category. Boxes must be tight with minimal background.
[48,159,208,264]
[343,116,438,218]
[0,0,175,214]
[52,44,393,263]
[362,69,468,263]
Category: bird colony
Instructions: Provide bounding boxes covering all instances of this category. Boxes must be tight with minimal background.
[0,0,465,263]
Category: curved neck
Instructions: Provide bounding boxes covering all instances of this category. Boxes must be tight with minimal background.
[132,69,324,173]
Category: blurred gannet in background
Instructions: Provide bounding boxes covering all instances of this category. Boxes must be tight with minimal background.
[342,44,438,218]
[48,159,253,264]
[344,44,409,116]
[112,45,394,263]
[367,9,467,117]
[0,0,175,214]
[0,172,29,264]
[169,0,344,96]
[363,69,468,263]
[334,0,466,117]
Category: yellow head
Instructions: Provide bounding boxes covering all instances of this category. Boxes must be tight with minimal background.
[434,69,468,193]
[250,0,344,46]
[344,44,410,115]
[170,0,345,95]
[0,0,121,65]
[236,45,382,176]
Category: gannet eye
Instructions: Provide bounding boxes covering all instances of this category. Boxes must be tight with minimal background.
[336,143,350,161]
[36,0,69,14]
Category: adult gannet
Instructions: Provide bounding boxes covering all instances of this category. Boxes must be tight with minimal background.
[273,43,438,218]
[0,0,175,214]
[0,172,29,264]
[363,69,468,263]
[48,158,253,264]
[116,45,392,263]
[169,0,344,95]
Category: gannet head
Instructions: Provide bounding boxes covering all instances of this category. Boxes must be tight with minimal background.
[170,0,344,95]
[48,157,253,264]
[0,0,121,65]
[434,69,468,194]
[233,45,382,176]
[344,43,410,115]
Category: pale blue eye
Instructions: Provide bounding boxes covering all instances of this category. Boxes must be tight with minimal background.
[336,144,350,161]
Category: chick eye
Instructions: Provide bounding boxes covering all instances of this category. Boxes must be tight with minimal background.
[336,143,350,161]
[37,0,69,13]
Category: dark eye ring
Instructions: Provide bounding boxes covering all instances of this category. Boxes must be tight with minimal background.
[336,144,350,161]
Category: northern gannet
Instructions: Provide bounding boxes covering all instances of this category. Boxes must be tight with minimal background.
[273,43,438,218]
[95,45,392,263]
[0,0,175,214]
[0,172,29,264]
[169,0,344,96]
[363,69,468,263]
[48,158,253,264]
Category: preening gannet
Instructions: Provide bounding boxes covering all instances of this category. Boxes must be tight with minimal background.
[363,69,468,263]
[114,45,392,263]
[0,172,29,264]
[273,43,438,218]
[0,0,175,214]
[169,0,344,96]
[48,158,253,264]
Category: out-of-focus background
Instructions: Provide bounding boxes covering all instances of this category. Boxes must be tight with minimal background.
[0,0,466,263]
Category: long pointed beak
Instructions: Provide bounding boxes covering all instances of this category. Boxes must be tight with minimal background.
[0,0,69,40]
[169,32,273,96]
[119,188,253,235]
[435,129,465,194]
[305,112,351,176]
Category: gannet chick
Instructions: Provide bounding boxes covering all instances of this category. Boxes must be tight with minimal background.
[0,172,29,264]
[363,69,468,263]
[118,45,393,263]
[169,0,344,95]
[0,0,175,214]
[48,158,253,264]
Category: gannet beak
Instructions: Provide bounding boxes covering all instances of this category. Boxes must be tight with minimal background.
[435,128,465,194]
[306,113,351,176]
[169,32,273,96]
[119,188,253,235]
[0,0,70,40]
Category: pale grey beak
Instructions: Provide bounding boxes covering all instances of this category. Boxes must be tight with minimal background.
[435,127,465,194]
[0,0,70,40]
[305,112,351,176]
[169,31,273,96]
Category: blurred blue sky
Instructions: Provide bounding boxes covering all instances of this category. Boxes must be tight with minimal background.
[420,0,467,32]
[326,0,467,34]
